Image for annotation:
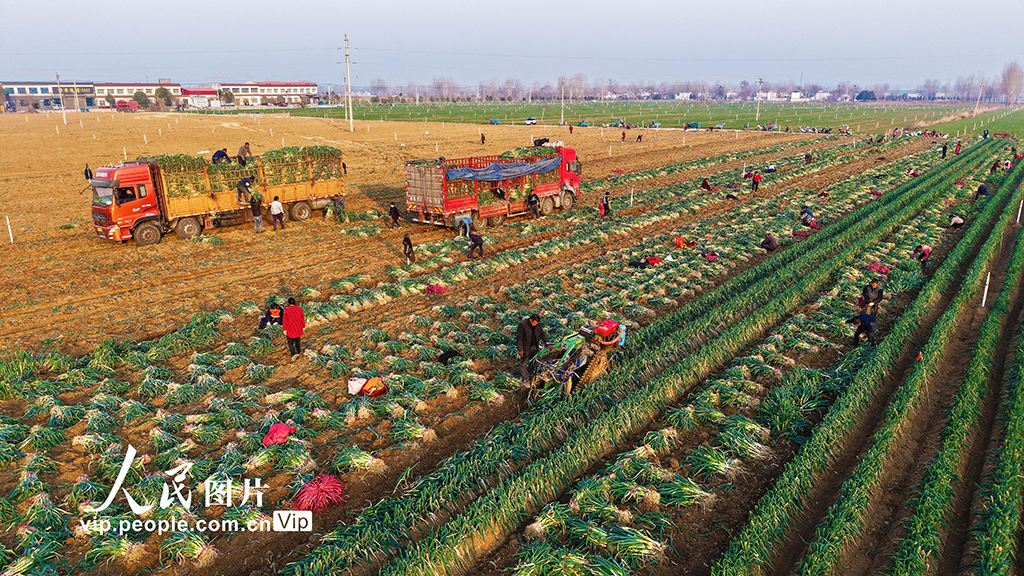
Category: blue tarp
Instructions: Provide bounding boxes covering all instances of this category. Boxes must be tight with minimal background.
[446,156,561,182]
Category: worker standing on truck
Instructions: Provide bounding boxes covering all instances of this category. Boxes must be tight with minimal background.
[237,177,254,203]
[212,149,230,164]
[388,202,403,229]
[516,313,548,387]
[249,194,264,234]
[847,313,877,347]
[270,196,285,230]
[466,233,485,260]
[237,142,253,166]
[282,297,306,361]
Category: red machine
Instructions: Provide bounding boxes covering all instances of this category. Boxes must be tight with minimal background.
[115,100,139,113]
[404,147,582,230]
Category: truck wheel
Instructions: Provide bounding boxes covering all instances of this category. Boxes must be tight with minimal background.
[539,197,555,216]
[488,214,506,227]
[134,222,162,246]
[560,191,576,211]
[176,217,203,240]
[290,202,312,221]
[471,210,487,231]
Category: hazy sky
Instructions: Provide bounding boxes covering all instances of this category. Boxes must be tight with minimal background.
[2,0,1021,90]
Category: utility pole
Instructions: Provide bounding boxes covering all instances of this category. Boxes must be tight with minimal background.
[345,34,353,132]
[755,77,764,122]
[55,71,65,123]
[973,82,985,117]
[560,78,565,125]
[72,79,81,111]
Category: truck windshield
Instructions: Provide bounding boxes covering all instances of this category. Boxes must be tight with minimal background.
[92,184,114,207]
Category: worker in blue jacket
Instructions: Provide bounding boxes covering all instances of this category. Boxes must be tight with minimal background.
[847,313,877,346]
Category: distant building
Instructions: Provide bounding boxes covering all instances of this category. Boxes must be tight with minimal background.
[3,80,94,110]
[218,81,318,106]
[812,91,831,101]
[180,87,219,109]
[790,91,804,102]
[94,82,181,107]
[674,92,692,100]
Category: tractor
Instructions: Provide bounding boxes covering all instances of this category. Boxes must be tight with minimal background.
[530,319,625,396]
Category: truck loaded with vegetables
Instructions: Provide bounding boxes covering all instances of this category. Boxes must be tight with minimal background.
[404,145,581,230]
[89,145,344,245]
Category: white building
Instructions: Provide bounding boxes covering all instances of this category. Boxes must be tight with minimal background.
[94,82,181,107]
[218,81,318,106]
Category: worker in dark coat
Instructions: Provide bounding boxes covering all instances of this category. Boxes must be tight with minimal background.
[237,177,254,203]
[258,303,284,330]
[760,233,778,252]
[516,314,548,386]
[861,279,884,317]
[847,313,877,346]
[402,234,416,264]
[466,233,484,259]
[212,149,230,164]
[84,164,93,181]
[388,202,402,229]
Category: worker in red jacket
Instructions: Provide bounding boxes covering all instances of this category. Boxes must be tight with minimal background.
[282,297,306,361]
[751,172,763,192]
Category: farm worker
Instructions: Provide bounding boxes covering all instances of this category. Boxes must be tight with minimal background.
[621,131,626,143]
[237,142,253,166]
[701,178,712,191]
[912,244,932,271]
[991,161,1001,174]
[258,303,284,330]
[282,297,305,361]
[725,193,739,200]
[569,125,573,134]
[766,163,777,173]
[527,192,541,219]
[481,133,485,145]
[388,202,402,229]
[84,164,93,181]
[403,234,416,265]
[237,177,254,203]
[941,143,947,159]
[1004,160,1013,171]
[342,162,347,176]
[948,213,965,230]
[760,233,778,252]
[270,196,285,230]
[334,194,347,222]
[516,313,548,387]
[860,279,884,317]
[976,184,989,200]
[984,128,989,139]
[249,195,264,234]
[212,148,230,164]
[457,216,473,237]
[805,152,813,165]
[954,141,961,155]
[466,233,485,260]
[751,172,762,192]
[635,133,643,143]
[847,313,877,347]
[602,192,612,217]
[799,206,817,227]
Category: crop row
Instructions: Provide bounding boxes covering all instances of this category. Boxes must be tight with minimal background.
[292,142,996,575]
[709,137,1010,575]
[508,169,970,573]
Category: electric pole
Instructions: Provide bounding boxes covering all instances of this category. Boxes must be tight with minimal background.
[72,79,81,111]
[560,78,565,125]
[345,34,353,132]
[973,82,984,117]
[755,77,764,122]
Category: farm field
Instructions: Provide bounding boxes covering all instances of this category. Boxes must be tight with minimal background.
[1,106,1024,576]
[205,100,1016,136]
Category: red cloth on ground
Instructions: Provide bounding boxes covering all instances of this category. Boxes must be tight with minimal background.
[263,422,297,446]
[870,190,883,196]
[793,231,809,237]
[866,263,890,274]
[702,251,719,262]
[282,305,305,338]
[808,220,823,230]
[646,256,661,265]
[425,284,448,295]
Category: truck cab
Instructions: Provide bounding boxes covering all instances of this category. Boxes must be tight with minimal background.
[91,163,162,243]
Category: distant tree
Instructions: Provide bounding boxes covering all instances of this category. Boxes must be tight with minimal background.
[154,87,173,107]
[855,90,877,101]
[923,79,940,100]
[300,94,311,108]
[132,90,150,108]
[218,90,235,104]
[1001,61,1023,105]
[370,78,389,97]
[105,94,116,107]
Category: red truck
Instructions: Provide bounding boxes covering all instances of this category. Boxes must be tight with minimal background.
[90,152,343,246]
[115,100,139,113]
[405,146,582,230]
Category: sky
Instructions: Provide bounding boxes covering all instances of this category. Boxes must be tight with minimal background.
[1,0,1022,91]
